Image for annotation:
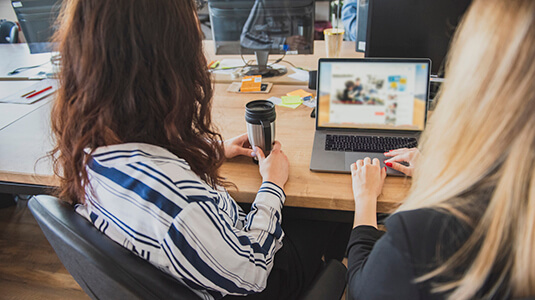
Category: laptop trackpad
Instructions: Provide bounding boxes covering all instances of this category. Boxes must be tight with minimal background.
[345,152,385,169]
[345,152,405,176]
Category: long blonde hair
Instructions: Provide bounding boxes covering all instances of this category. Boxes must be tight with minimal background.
[397,0,535,298]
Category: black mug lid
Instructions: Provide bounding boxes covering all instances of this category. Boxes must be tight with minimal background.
[245,100,276,124]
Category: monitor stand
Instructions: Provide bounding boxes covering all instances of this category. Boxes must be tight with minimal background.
[244,50,287,78]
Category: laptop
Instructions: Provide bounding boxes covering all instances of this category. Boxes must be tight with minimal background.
[310,58,431,175]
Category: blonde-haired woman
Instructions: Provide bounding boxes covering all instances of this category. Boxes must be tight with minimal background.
[346,0,535,299]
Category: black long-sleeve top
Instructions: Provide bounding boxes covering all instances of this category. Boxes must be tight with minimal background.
[346,208,511,299]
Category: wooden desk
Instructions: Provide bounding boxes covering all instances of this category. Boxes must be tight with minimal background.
[214,84,411,213]
[0,40,360,79]
[203,40,364,85]
[0,40,361,87]
[0,42,410,213]
[0,83,410,213]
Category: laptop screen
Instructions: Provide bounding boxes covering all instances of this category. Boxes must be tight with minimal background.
[316,58,430,131]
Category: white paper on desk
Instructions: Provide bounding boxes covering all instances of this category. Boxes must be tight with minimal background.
[0,79,58,104]
[270,63,286,70]
[211,68,237,75]
[210,59,246,75]
[3,61,54,80]
[0,100,49,130]
[267,96,282,105]
[220,59,246,68]
[288,67,309,82]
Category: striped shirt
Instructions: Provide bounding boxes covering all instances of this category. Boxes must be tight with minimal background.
[75,143,286,300]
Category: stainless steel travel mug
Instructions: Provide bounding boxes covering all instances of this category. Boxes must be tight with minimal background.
[245,100,276,156]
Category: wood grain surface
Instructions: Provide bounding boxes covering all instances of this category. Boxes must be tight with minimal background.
[213,84,411,213]
[0,41,410,213]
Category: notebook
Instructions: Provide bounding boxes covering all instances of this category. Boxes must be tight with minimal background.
[310,58,431,175]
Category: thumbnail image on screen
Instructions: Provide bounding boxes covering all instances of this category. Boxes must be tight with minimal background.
[317,61,428,131]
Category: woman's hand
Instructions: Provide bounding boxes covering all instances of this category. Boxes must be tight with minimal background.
[223,133,254,159]
[255,141,289,189]
[384,147,420,177]
[351,157,386,228]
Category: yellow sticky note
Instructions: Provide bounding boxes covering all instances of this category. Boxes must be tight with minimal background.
[287,89,313,98]
[279,102,302,109]
[281,95,302,105]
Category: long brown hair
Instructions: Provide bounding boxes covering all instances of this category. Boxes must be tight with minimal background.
[397,0,535,298]
[51,0,225,204]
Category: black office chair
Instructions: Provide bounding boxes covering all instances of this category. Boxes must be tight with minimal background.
[0,19,19,44]
[29,195,201,300]
[29,195,347,300]
[300,259,347,300]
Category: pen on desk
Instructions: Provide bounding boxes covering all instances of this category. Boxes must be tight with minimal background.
[20,90,36,97]
[208,60,215,68]
[26,86,53,99]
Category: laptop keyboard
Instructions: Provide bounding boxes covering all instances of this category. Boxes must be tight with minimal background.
[325,134,418,153]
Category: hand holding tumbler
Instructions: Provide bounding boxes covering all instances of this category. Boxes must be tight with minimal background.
[245,100,276,160]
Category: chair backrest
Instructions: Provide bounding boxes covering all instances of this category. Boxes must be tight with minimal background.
[28,195,200,300]
[0,19,19,43]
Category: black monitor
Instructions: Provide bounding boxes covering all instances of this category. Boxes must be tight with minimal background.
[11,0,61,54]
[365,0,471,78]
[208,0,314,77]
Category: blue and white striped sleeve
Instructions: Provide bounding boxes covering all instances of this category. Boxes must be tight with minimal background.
[161,181,285,297]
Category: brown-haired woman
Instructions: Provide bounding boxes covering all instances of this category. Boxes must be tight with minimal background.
[346,0,535,299]
[50,0,345,299]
